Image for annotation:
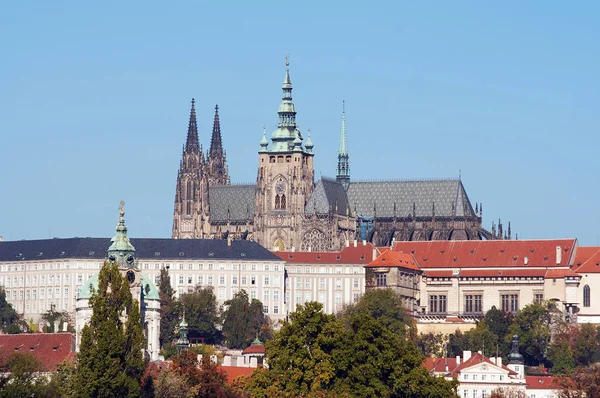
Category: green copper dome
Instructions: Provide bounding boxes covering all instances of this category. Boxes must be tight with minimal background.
[77,273,159,301]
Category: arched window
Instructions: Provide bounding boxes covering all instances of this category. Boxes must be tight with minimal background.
[584,284,591,307]
[274,195,280,209]
[280,194,286,209]
[186,181,192,200]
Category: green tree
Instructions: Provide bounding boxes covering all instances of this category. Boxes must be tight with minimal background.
[481,306,513,357]
[575,323,599,366]
[246,292,457,398]
[448,324,499,358]
[0,352,62,397]
[0,287,23,334]
[548,341,576,375]
[508,302,551,366]
[222,290,269,349]
[72,261,146,397]
[180,286,221,344]
[41,304,72,333]
[159,266,181,347]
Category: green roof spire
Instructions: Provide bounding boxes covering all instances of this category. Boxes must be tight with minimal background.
[107,201,136,268]
[305,128,314,153]
[176,310,190,353]
[259,125,269,152]
[336,101,350,189]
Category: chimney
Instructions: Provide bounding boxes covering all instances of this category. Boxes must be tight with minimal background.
[0,236,3,242]
[354,240,358,248]
[291,246,296,252]
[63,322,68,332]
[227,235,232,247]
[463,351,472,362]
[497,357,502,367]
[362,240,367,246]
[556,246,562,265]
[524,256,529,265]
[456,356,460,365]
[345,240,350,247]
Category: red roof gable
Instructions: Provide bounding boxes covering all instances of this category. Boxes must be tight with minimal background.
[525,375,560,390]
[393,239,576,268]
[424,357,459,373]
[545,268,581,278]
[218,366,255,382]
[575,247,600,273]
[0,333,75,372]
[365,249,420,271]
[276,243,375,264]
[450,352,517,377]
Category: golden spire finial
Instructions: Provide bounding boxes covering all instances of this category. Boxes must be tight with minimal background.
[119,200,125,217]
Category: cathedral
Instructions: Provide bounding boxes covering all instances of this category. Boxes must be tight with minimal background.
[172,59,504,251]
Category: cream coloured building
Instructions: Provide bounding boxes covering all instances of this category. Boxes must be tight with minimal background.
[274,241,375,315]
[0,236,286,326]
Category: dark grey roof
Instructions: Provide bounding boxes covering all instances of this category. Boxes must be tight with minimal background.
[305,178,350,215]
[347,179,475,218]
[0,238,282,262]
[208,184,256,223]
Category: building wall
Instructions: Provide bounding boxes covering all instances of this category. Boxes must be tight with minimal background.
[0,257,287,324]
[577,273,600,323]
[285,262,365,315]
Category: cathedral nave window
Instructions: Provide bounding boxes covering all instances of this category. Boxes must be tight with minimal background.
[584,285,591,307]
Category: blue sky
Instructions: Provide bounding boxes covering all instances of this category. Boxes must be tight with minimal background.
[1,2,598,244]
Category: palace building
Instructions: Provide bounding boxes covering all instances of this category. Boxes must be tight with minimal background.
[172,58,504,252]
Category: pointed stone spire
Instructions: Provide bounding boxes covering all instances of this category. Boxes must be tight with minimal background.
[209,104,223,158]
[185,98,200,153]
[336,101,350,189]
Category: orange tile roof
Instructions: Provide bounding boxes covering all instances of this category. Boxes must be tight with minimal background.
[276,243,375,264]
[575,247,600,273]
[241,344,266,355]
[545,268,581,278]
[424,357,459,373]
[365,249,420,271]
[393,239,576,268]
[0,333,75,371]
[218,366,255,382]
[449,352,516,377]
[574,246,600,267]
[458,269,547,278]
[422,270,454,278]
[525,375,560,390]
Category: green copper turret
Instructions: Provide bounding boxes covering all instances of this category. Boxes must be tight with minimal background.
[107,201,136,268]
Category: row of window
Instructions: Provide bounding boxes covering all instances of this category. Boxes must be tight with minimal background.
[428,293,544,314]
[293,291,360,306]
[1,263,103,272]
[5,288,71,301]
[1,274,92,287]
[293,278,361,290]
[291,266,363,274]
[168,274,282,287]
[143,263,282,272]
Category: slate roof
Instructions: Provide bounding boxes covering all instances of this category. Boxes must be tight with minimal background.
[208,184,256,223]
[0,238,282,262]
[0,333,75,372]
[305,177,350,215]
[346,179,475,218]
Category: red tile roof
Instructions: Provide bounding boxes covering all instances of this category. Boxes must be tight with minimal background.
[393,239,576,268]
[218,366,255,382]
[545,268,581,278]
[0,333,75,372]
[365,249,420,271]
[574,246,600,267]
[422,270,454,278]
[575,247,600,273]
[525,375,560,390]
[457,269,547,278]
[276,243,375,264]
[449,352,517,377]
[241,344,266,355]
[424,357,459,373]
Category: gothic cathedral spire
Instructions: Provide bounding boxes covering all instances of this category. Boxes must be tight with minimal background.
[206,104,230,186]
[172,98,209,239]
[336,101,350,189]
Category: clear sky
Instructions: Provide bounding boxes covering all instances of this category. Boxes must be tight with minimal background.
[1,2,598,244]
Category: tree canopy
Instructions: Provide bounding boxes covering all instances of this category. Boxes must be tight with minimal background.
[221,290,271,349]
[180,286,221,344]
[0,287,23,334]
[72,261,146,397]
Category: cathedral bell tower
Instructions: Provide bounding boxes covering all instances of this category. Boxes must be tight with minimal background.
[172,98,209,239]
[336,101,350,189]
[254,56,315,251]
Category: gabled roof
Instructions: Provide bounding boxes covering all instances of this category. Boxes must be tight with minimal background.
[275,243,375,264]
[0,333,75,372]
[208,184,256,223]
[365,249,420,271]
[575,247,600,273]
[525,375,560,390]
[393,239,577,268]
[305,177,349,216]
[347,179,475,218]
[449,352,516,377]
[545,268,581,279]
[0,238,282,262]
[424,357,459,374]
[219,366,255,382]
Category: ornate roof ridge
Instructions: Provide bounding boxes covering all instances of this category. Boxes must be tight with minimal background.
[351,177,461,183]
[209,182,256,188]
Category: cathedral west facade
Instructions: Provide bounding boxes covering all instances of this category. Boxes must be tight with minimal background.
[172,59,500,251]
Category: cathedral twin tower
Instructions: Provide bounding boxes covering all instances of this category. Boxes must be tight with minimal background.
[173,59,489,250]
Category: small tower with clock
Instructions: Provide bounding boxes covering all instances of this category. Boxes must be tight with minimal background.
[254,56,315,251]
